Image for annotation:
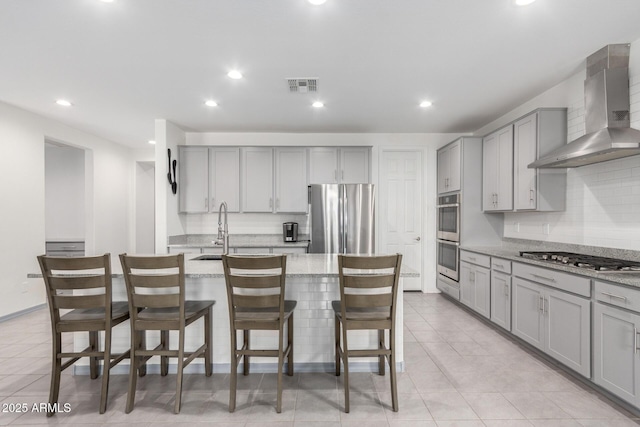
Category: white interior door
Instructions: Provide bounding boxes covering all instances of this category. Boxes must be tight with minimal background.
[380,150,422,291]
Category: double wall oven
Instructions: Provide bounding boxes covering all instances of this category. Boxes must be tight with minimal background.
[436,193,460,282]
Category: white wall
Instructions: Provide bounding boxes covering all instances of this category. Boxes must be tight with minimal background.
[475,39,640,250]
[0,101,135,318]
[45,144,85,240]
[155,119,187,253]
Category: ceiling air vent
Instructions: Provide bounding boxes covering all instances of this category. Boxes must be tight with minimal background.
[287,78,318,93]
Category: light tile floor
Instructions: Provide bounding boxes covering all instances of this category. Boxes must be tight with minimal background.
[1,293,639,426]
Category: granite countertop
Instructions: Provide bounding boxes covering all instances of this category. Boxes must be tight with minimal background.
[168,234,310,249]
[460,239,640,288]
[28,253,419,279]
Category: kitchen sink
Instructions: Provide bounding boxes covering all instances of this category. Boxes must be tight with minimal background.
[192,254,222,261]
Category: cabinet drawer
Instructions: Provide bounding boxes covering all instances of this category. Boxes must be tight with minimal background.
[460,250,490,268]
[491,258,511,274]
[437,276,459,300]
[513,262,590,297]
[46,241,85,252]
[595,281,640,313]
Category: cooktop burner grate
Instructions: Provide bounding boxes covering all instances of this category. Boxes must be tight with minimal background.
[519,251,640,272]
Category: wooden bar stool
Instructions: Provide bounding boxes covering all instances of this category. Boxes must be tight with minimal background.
[37,253,130,416]
[222,254,295,413]
[119,253,214,414]
[333,253,403,412]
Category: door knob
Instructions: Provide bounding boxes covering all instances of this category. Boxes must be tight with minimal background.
[415,237,421,241]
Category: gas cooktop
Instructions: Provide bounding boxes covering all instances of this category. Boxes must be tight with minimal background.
[519,251,640,273]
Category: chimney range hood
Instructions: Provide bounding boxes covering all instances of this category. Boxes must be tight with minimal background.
[529,44,640,168]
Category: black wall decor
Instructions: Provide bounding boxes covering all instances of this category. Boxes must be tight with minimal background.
[168,148,177,194]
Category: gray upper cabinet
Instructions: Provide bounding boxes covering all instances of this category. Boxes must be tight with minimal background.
[210,147,240,212]
[482,125,514,212]
[179,146,209,213]
[242,147,274,212]
[179,146,240,213]
[274,148,308,213]
[309,147,370,184]
[514,109,567,211]
[437,139,461,194]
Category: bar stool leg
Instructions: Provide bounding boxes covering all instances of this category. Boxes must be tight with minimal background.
[389,327,398,412]
[334,315,341,376]
[126,330,139,413]
[204,308,212,377]
[276,328,284,414]
[160,330,169,376]
[137,331,147,377]
[287,314,294,376]
[378,329,385,375]
[229,329,238,412]
[47,333,62,417]
[89,331,99,379]
[99,328,112,414]
[341,326,350,413]
[243,330,250,375]
[174,332,185,414]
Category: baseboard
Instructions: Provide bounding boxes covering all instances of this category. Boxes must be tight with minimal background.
[0,304,46,323]
[74,360,405,376]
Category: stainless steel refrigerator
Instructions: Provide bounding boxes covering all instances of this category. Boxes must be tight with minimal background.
[308,184,375,254]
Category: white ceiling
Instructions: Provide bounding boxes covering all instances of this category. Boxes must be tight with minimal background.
[2,0,640,148]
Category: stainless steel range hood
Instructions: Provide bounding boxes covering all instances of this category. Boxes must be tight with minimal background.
[529,44,640,168]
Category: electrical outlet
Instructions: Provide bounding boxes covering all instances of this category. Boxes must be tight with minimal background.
[543,223,550,235]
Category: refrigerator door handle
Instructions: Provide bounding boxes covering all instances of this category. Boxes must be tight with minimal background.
[342,185,348,254]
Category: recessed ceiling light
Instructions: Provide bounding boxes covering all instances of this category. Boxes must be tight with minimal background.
[227,70,243,79]
[205,100,218,107]
[514,0,535,6]
[419,101,433,108]
[312,101,324,108]
[148,140,156,145]
[56,99,72,107]
[308,0,327,5]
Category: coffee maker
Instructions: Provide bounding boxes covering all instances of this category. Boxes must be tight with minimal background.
[282,222,299,242]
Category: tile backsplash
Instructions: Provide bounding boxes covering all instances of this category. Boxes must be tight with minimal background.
[503,74,640,250]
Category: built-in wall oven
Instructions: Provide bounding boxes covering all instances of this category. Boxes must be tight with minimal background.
[437,193,460,241]
[437,239,459,281]
[436,193,460,282]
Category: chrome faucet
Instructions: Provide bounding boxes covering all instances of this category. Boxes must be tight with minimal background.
[214,201,229,254]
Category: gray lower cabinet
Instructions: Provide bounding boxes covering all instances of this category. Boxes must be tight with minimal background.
[512,276,591,377]
[490,270,511,331]
[593,281,640,407]
[459,261,490,319]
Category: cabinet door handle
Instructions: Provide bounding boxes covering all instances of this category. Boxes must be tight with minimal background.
[538,296,544,312]
[269,198,273,208]
[470,271,475,283]
[600,291,627,301]
[334,170,337,181]
[493,263,504,269]
[635,328,639,354]
[342,170,344,180]
[531,273,556,283]
[276,198,280,209]
[530,188,535,203]
[504,284,509,297]
[543,297,548,313]
[205,197,209,210]
[469,256,477,261]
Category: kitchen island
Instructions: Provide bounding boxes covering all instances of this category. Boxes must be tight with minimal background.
[39,253,418,375]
